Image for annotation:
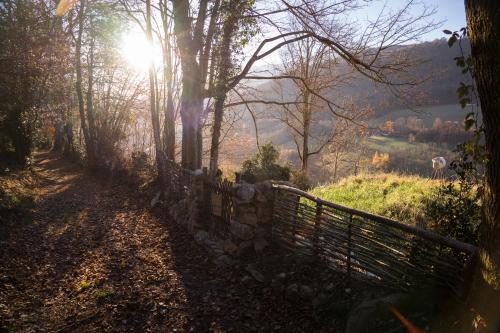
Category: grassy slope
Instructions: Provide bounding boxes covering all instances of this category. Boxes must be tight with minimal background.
[309,173,440,225]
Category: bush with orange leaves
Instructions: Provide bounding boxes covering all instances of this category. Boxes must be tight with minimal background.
[371,151,390,169]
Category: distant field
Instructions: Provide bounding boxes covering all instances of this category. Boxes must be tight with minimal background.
[365,135,418,152]
[309,173,440,225]
[370,103,474,127]
[363,135,455,177]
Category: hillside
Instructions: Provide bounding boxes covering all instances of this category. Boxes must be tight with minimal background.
[309,173,441,225]
[236,38,471,118]
[221,39,471,174]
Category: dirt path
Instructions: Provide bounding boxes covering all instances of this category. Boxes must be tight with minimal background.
[0,152,324,332]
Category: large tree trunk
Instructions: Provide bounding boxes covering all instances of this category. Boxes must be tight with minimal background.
[180,96,203,170]
[163,89,176,160]
[146,0,165,181]
[160,0,176,161]
[7,111,31,165]
[209,94,225,178]
[208,0,238,178]
[465,1,500,331]
[172,0,204,170]
[74,0,94,165]
[86,18,97,149]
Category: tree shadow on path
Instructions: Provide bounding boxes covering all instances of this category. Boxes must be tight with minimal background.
[0,152,323,332]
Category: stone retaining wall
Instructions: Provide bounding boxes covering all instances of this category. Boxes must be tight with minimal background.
[167,173,276,266]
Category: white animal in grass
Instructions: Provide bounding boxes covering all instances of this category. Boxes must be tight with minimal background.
[432,156,446,179]
[432,156,446,170]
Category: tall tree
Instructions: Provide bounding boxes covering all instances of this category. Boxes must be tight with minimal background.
[73,0,96,166]
[145,0,165,181]
[208,0,250,178]
[172,0,220,170]
[464,1,500,331]
[0,0,70,164]
[275,30,367,174]
[160,0,177,160]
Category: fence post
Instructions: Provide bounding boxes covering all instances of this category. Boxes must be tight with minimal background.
[291,194,300,249]
[314,202,323,258]
[270,186,276,244]
[459,248,479,300]
[347,214,353,291]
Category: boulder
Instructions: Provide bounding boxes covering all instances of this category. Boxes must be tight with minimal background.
[245,264,265,282]
[215,255,233,266]
[150,191,161,208]
[194,230,209,245]
[235,184,255,203]
[237,240,254,256]
[254,226,270,238]
[255,204,273,220]
[193,169,204,176]
[235,203,255,216]
[223,240,238,255]
[254,181,273,202]
[239,212,258,226]
[253,237,269,254]
[285,283,299,301]
[230,220,254,240]
[299,285,314,300]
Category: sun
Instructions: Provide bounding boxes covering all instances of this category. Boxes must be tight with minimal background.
[120,30,162,71]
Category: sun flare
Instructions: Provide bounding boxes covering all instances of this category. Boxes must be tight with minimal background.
[120,30,162,72]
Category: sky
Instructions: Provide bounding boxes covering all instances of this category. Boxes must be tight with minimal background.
[249,0,467,69]
[356,0,467,41]
[423,0,467,39]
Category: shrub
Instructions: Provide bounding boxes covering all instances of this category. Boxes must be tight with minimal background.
[424,146,482,245]
[131,150,149,171]
[371,151,390,169]
[424,183,480,244]
[292,170,310,190]
[240,143,290,183]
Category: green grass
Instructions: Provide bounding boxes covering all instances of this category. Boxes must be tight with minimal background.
[77,280,94,292]
[365,136,416,152]
[310,173,440,225]
[95,288,115,300]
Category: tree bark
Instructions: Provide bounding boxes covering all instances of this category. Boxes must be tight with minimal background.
[86,16,97,149]
[146,0,165,180]
[464,1,500,331]
[208,0,239,178]
[301,91,311,173]
[74,0,93,165]
[172,0,205,170]
[160,0,175,160]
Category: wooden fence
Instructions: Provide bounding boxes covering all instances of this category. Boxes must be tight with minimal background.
[163,160,234,237]
[205,178,233,238]
[161,159,477,296]
[163,159,196,201]
[272,184,478,295]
